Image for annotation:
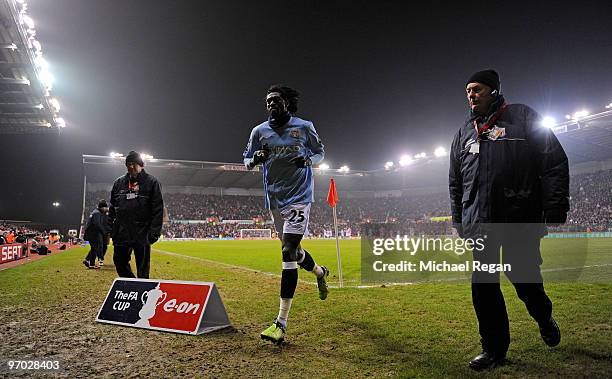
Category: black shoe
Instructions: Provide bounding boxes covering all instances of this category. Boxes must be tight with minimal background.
[83,260,98,269]
[469,351,505,371]
[539,317,561,347]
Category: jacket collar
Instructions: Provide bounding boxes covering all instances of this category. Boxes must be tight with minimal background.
[468,95,506,123]
[125,169,146,181]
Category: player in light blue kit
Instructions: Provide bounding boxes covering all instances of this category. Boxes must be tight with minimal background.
[243,85,329,345]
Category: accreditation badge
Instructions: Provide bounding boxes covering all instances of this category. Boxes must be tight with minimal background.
[487,125,506,141]
[469,141,480,154]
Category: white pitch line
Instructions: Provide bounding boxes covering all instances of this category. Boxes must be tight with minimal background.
[541,263,612,272]
[152,248,318,286]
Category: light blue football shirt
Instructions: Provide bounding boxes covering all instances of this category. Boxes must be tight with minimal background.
[243,116,324,209]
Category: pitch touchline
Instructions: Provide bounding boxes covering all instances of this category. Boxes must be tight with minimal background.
[152,248,320,286]
[152,248,358,288]
[541,263,612,272]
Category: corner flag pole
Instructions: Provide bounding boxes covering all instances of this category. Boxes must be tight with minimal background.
[327,179,343,288]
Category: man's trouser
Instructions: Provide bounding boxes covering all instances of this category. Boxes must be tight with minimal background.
[471,225,552,355]
[113,243,150,278]
[85,240,102,265]
[99,239,109,261]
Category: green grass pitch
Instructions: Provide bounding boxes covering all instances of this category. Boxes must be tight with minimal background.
[0,238,610,377]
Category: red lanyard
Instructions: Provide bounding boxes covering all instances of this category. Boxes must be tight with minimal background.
[473,103,507,135]
[128,181,137,190]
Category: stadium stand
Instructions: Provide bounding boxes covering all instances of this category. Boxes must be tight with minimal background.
[565,169,612,232]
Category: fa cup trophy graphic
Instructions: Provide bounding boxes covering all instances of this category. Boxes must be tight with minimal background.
[135,284,167,327]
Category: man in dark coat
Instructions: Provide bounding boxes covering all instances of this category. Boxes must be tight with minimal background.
[109,151,164,278]
[449,69,569,370]
[83,200,110,269]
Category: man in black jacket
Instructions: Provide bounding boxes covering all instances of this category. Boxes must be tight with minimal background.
[83,199,110,269]
[109,151,164,278]
[449,70,569,370]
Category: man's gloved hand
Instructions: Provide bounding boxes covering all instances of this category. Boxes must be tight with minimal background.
[148,233,160,245]
[289,155,312,168]
[543,209,567,226]
[252,150,269,166]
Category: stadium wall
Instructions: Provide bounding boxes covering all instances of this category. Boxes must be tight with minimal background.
[570,158,612,175]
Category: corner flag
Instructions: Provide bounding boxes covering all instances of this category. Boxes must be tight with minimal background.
[327,179,338,208]
[327,179,343,287]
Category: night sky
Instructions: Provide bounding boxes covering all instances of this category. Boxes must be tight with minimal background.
[1,0,611,226]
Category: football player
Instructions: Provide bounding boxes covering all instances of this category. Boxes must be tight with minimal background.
[243,85,329,345]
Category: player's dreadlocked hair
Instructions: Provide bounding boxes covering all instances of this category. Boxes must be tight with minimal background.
[267,85,300,113]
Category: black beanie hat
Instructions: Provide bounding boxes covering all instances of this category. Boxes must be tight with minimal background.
[125,151,144,167]
[466,69,500,91]
[98,199,108,208]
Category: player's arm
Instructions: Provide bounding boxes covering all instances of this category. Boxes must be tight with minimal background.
[449,129,463,231]
[524,106,570,225]
[290,122,325,167]
[243,128,268,170]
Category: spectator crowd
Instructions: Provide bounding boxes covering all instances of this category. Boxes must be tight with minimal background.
[0,222,67,247]
[563,169,612,232]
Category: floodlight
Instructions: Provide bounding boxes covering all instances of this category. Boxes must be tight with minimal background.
[49,98,60,112]
[399,155,412,167]
[541,116,556,128]
[21,14,34,29]
[573,109,589,119]
[34,56,47,69]
[434,147,447,157]
[39,69,54,90]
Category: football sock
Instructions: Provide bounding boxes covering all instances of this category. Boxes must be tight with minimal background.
[313,264,325,279]
[298,248,315,271]
[280,268,298,299]
[276,298,292,328]
[298,249,325,278]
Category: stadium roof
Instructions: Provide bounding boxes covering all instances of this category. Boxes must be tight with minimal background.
[0,0,64,134]
[553,110,612,164]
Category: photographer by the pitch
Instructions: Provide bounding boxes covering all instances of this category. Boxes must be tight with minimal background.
[449,70,569,370]
[109,151,164,278]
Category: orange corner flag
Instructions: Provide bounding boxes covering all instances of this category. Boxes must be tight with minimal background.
[327,179,338,208]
